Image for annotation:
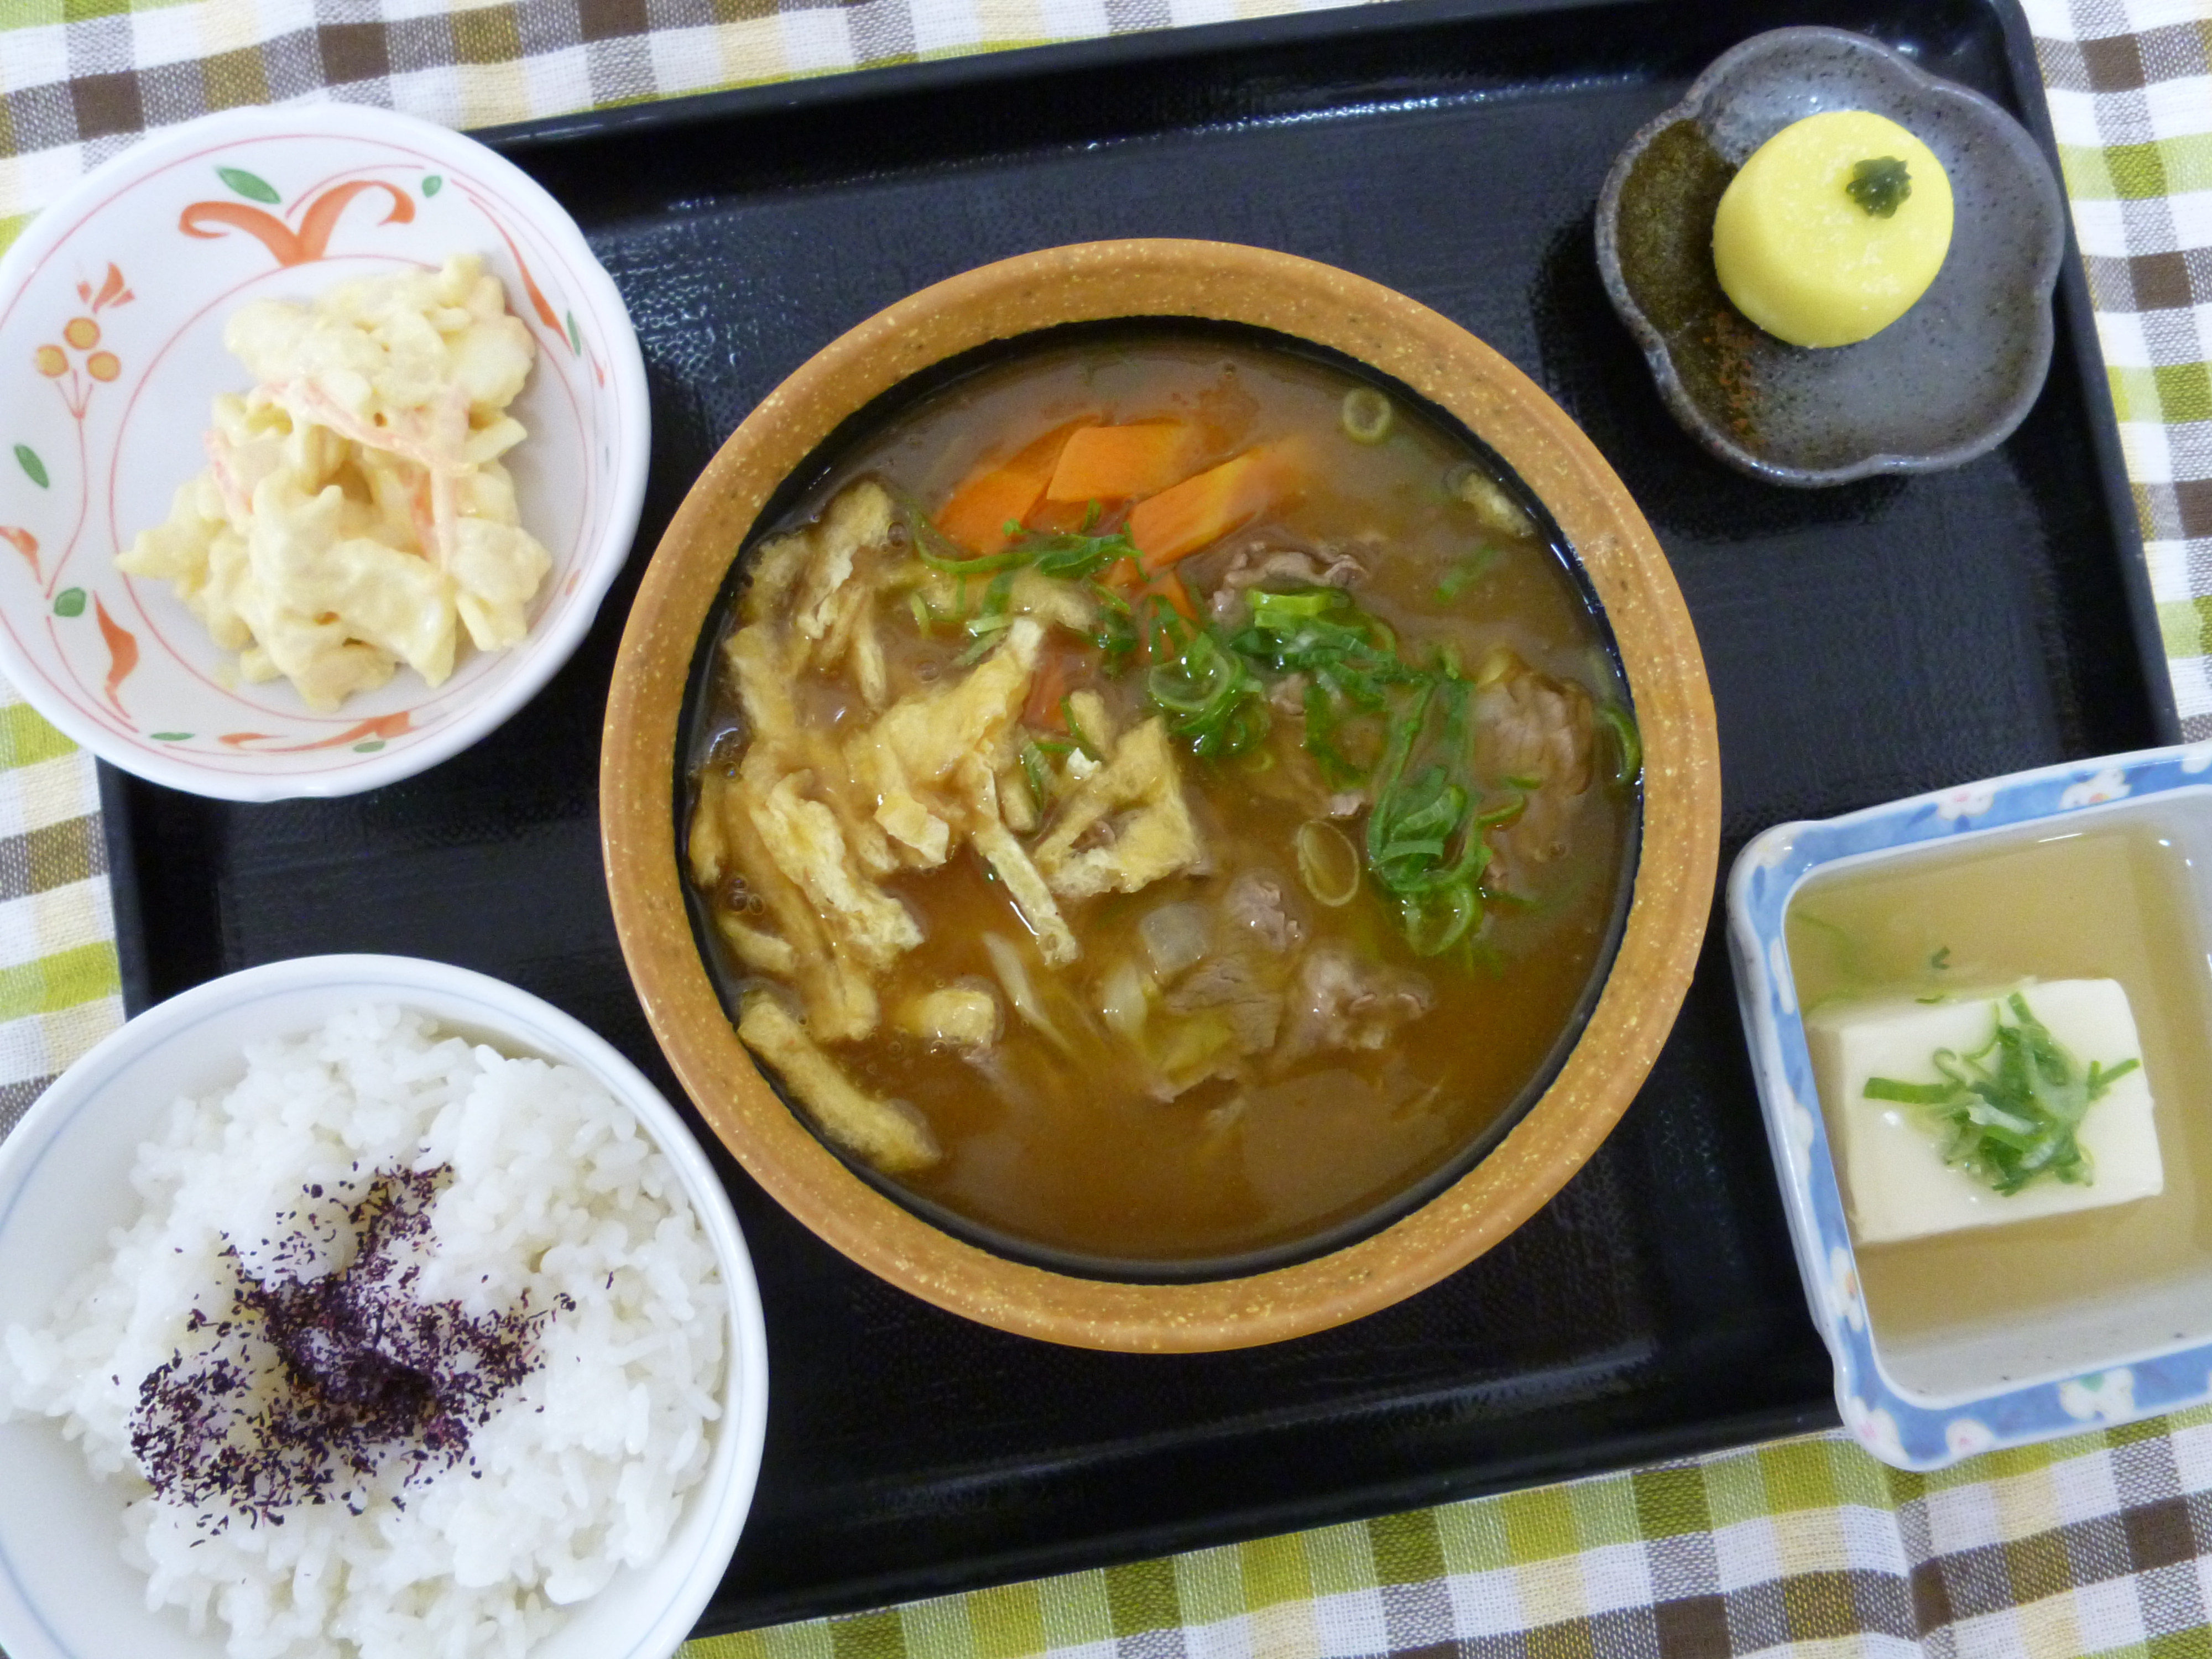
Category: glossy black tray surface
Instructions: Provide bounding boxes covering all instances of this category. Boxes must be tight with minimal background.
[103,0,2168,1634]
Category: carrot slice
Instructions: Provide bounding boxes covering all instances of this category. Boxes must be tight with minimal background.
[1130,566,1198,623]
[1021,497,1100,536]
[1021,644,1079,732]
[1125,445,1289,571]
[1045,420,1200,503]
[938,420,1092,555]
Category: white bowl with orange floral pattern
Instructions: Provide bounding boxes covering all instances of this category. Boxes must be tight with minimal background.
[0,105,648,800]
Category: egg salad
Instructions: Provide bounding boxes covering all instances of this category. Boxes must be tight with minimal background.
[122,254,551,711]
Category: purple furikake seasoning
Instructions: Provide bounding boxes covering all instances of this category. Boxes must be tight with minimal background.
[128,1166,573,1530]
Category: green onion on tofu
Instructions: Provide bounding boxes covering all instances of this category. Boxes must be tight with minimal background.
[1864,990,2140,1196]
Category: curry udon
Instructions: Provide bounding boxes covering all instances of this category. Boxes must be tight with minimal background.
[684,335,1637,1269]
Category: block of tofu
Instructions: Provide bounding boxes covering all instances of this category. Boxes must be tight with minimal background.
[1804,979,2163,1245]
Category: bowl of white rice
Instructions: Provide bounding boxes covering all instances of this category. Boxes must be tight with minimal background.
[0,954,768,1659]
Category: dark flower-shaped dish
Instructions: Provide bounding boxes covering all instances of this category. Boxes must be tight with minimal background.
[1594,27,2066,487]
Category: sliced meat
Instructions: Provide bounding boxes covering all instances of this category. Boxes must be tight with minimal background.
[1472,655,1597,884]
[1220,869,1306,954]
[1164,953,1285,1055]
[1277,947,1433,1065]
[1472,658,1594,799]
[1219,542,1366,593]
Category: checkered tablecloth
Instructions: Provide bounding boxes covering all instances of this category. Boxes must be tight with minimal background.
[3,0,2210,1655]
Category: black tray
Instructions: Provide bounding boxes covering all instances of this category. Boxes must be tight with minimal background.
[102,0,2170,1634]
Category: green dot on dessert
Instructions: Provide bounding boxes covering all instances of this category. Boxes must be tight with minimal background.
[1712,109,1954,348]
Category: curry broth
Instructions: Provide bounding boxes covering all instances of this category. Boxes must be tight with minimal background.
[690,336,1636,1268]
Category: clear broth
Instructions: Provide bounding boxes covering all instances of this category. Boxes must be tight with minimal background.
[1786,819,2212,1344]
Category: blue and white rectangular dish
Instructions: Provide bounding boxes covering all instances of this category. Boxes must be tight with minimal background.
[1727,742,2212,1470]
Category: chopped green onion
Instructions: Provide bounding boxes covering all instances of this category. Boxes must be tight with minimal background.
[900,492,1141,586]
[1863,991,2139,1196]
[1595,703,1641,786]
[1062,695,1104,761]
[1401,884,1482,957]
[1146,623,1270,759]
[1340,387,1394,445]
[1863,1078,1959,1106]
[1297,820,1363,907]
[919,541,1031,576]
[1436,549,1496,601]
[1020,743,1053,806]
[2088,1058,2140,1092]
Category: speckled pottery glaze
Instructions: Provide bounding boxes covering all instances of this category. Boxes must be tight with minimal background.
[1595,27,2065,488]
[602,239,1720,1353]
[1729,747,2212,1469]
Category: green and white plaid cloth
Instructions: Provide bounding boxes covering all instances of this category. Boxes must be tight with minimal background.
[695,1410,2212,1659]
[1,0,2210,1655]
[2036,1,2212,735]
[0,682,118,1140]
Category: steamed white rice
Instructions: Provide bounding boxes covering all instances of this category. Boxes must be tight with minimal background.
[0,1004,727,1659]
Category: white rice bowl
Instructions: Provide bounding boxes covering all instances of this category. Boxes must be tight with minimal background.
[0,983,753,1659]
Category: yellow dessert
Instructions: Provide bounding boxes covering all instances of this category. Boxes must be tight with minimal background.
[1712,109,1954,348]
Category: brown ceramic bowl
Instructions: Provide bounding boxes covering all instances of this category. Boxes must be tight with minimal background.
[602,238,1719,1353]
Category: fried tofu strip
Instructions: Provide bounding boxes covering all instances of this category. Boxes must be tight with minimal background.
[687,771,732,889]
[1065,690,1117,753]
[725,620,898,878]
[740,530,811,626]
[716,912,796,977]
[723,622,810,765]
[738,479,894,711]
[739,993,941,1173]
[816,587,888,711]
[995,764,1039,833]
[900,987,1000,1048]
[1034,717,1206,900]
[907,565,1097,635]
[753,769,921,973]
[791,481,893,643]
[857,617,1041,790]
[848,617,1043,870]
[973,818,1079,966]
[692,776,805,979]
[723,757,878,1042]
[877,792,952,865]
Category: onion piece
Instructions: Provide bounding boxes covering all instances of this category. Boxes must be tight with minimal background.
[1138,902,1211,980]
[1099,957,1152,1039]
[1296,819,1363,908]
[983,933,1070,1052]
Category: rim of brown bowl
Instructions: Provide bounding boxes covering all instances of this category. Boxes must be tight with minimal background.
[602,238,1720,1354]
